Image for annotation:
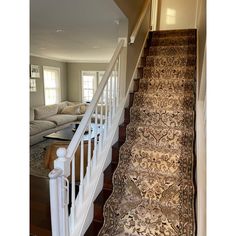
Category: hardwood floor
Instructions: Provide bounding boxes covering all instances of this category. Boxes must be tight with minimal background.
[30,175,52,236]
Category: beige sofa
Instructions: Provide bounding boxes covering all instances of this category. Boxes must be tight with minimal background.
[30,101,95,146]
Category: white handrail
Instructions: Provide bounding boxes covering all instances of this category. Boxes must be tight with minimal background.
[66,39,124,159]
[130,0,151,44]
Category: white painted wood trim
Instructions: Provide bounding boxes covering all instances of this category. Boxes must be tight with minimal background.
[66,40,125,159]
[130,0,151,44]
[151,0,158,31]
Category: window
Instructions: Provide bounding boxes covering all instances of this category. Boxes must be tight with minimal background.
[81,71,105,103]
[43,66,61,105]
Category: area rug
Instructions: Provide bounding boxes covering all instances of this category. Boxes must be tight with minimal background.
[30,139,57,178]
[99,30,196,236]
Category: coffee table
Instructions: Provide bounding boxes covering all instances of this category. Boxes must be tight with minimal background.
[44,123,101,141]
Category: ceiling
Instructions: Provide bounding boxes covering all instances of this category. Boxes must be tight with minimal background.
[30,0,127,63]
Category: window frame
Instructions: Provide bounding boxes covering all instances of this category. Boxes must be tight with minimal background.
[81,70,105,103]
[43,66,61,105]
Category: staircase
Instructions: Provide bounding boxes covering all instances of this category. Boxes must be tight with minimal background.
[85,30,196,236]
[85,29,196,236]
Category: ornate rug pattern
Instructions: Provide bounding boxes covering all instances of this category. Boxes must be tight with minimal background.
[30,139,56,178]
[99,30,196,235]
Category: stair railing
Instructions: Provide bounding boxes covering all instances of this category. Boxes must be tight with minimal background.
[49,38,127,236]
[129,0,151,44]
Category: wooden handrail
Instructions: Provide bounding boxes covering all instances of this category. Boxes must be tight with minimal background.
[129,0,151,44]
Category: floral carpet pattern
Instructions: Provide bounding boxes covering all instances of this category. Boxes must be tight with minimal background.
[99,30,196,236]
[30,139,56,178]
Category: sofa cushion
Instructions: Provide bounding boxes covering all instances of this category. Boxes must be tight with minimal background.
[30,120,56,136]
[78,103,88,114]
[61,104,81,115]
[34,104,59,120]
[45,114,78,125]
[58,101,69,113]
[30,108,34,121]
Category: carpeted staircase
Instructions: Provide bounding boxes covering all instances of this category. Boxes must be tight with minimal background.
[87,29,196,236]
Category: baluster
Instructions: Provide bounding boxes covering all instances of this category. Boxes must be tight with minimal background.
[113,64,117,115]
[116,58,120,108]
[87,121,92,185]
[99,94,104,151]
[105,83,108,138]
[79,140,84,206]
[93,106,98,168]
[109,74,113,124]
[70,155,75,230]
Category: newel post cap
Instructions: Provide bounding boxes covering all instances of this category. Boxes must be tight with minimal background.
[54,147,70,177]
[56,147,67,158]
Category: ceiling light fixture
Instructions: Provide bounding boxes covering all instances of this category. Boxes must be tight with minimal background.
[56,29,64,33]
[114,20,120,25]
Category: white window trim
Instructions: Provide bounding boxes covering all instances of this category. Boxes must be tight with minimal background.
[43,66,61,105]
[81,70,105,103]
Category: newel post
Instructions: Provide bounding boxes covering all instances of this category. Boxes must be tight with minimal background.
[49,147,71,236]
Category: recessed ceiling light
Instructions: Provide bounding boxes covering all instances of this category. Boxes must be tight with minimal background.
[114,20,120,25]
[56,29,64,33]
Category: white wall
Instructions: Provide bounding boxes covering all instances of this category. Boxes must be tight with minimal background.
[157,0,197,30]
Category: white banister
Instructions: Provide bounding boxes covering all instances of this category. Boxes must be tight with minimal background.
[129,0,151,44]
[49,38,127,236]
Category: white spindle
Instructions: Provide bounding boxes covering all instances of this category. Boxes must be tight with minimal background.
[105,84,108,138]
[117,57,120,105]
[113,65,117,114]
[99,95,104,150]
[71,155,75,230]
[109,75,113,124]
[93,107,98,167]
[79,140,84,205]
[87,121,91,185]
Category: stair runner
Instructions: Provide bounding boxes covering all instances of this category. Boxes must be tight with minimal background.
[98,29,196,236]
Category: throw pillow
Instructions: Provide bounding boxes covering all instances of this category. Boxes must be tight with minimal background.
[61,104,81,115]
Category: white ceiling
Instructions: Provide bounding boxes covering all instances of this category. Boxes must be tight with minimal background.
[30,0,127,62]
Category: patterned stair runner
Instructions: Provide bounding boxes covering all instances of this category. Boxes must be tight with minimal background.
[99,29,196,236]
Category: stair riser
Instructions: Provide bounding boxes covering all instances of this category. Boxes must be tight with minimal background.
[119,125,126,143]
[152,29,196,38]
[137,67,143,78]
[130,109,194,130]
[146,56,196,67]
[133,79,140,92]
[112,146,120,164]
[133,94,195,111]
[149,46,196,56]
[139,78,195,94]
[151,37,196,46]
[124,107,130,124]
[143,67,196,80]
[126,125,194,149]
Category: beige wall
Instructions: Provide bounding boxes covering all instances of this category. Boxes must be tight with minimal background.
[157,0,197,30]
[67,63,108,102]
[195,0,206,235]
[114,0,151,91]
[30,56,68,108]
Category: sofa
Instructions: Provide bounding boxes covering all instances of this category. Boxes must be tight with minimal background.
[30,101,105,146]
